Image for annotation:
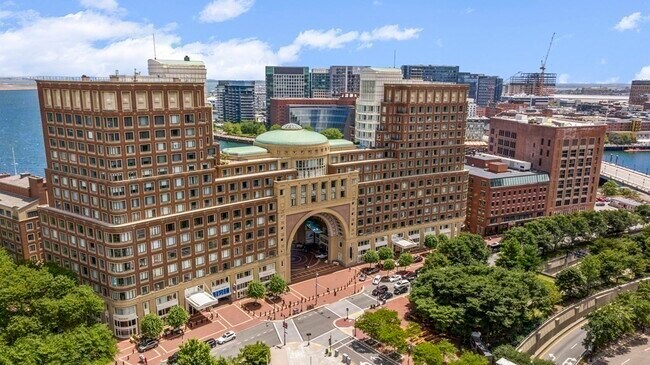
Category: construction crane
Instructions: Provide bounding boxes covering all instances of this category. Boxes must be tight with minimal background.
[538,32,555,96]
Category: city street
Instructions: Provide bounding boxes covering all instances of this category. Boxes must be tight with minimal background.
[539,320,587,365]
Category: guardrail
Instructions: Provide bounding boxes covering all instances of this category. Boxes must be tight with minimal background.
[516,277,650,355]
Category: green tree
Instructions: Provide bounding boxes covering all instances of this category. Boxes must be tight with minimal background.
[177,338,218,365]
[363,250,380,268]
[140,313,164,339]
[634,204,650,223]
[238,341,271,365]
[437,233,489,266]
[269,124,282,130]
[602,181,619,196]
[413,342,443,365]
[496,239,523,269]
[410,265,552,342]
[0,250,117,364]
[423,252,450,270]
[583,302,635,351]
[520,244,542,271]
[378,246,394,262]
[267,274,288,297]
[397,252,414,269]
[166,305,190,329]
[555,267,587,300]
[356,308,407,352]
[320,128,344,139]
[424,234,438,249]
[383,258,396,273]
[222,122,242,135]
[303,125,314,131]
[598,250,627,284]
[579,255,601,294]
[247,281,266,302]
[450,352,489,365]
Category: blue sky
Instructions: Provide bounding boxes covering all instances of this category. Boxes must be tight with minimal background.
[0,0,648,82]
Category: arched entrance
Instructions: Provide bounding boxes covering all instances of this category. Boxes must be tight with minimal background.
[286,211,349,283]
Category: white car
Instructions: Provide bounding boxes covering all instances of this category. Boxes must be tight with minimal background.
[216,331,236,344]
[372,275,382,285]
[315,253,327,259]
[388,274,402,282]
[394,279,410,288]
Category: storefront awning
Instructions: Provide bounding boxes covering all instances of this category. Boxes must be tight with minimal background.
[186,291,219,311]
[391,236,417,249]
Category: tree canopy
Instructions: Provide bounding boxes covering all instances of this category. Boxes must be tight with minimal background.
[378,246,394,261]
[355,308,407,352]
[363,250,380,267]
[177,338,218,365]
[166,306,190,329]
[267,275,288,297]
[140,313,164,340]
[247,281,266,302]
[238,341,271,365]
[222,121,267,137]
[410,265,553,343]
[437,233,489,266]
[0,249,117,365]
[397,252,414,268]
[320,128,344,139]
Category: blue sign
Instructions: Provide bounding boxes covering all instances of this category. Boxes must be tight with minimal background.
[213,287,231,298]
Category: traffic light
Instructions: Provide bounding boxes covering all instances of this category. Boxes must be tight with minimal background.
[283,321,288,329]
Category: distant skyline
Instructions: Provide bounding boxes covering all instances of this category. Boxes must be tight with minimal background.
[0,0,648,82]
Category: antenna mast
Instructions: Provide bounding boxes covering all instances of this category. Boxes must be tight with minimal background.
[153,33,157,59]
[12,147,17,175]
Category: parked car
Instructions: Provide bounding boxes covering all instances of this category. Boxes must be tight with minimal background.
[394,279,410,288]
[165,327,184,338]
[596,202,606,206]
[361,267,380,275]
[216,331,237,344]
[358,273,367,281]
[394,285,408,295]
[204,338,217,348]
[403,272,417,281]
[388,274,402,282]
[413,255,424,263]
[372,275,382,285]
[372,285,388,296]
[379,292,394,301]
[137,338,159,353]
[167,352,179,364]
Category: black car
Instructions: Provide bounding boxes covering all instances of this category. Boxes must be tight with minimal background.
[379,292,394,301]
[413,255,424,263]
[394,285,408,295]
[403,272,417,281]
[204,338,217,348]
[361,267,380,275]
[167,352,179,365]
[372,285,388,296]
[137,338,159,353]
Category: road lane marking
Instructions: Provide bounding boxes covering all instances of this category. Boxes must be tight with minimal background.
[290,319,303,342]
[570,343,578,349]
[272,322,283,344]
[621,359,630,365]
[644,347,650,352]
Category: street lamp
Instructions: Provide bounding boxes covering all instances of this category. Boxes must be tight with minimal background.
[346,307,349,321]
[315,272,319,306]
[306,332,312,346]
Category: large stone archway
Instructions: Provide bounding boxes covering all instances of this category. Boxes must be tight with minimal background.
[280,208,354,283]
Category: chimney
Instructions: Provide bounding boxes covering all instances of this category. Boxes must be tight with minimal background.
[28,176,48,205]
[487,162,508,173]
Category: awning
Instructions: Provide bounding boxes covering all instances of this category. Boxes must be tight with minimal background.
[186,291,219,310]
[391,235,417,249]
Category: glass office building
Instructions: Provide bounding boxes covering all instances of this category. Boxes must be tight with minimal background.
[287,105,354,139]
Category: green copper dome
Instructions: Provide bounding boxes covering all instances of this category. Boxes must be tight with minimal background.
[254,123,329,147]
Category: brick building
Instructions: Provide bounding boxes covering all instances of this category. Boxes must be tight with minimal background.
[629,80,650,105]
[0,173,48,261]
[464,154,549,236]
[35,75,467,338]
[488,115,606,215]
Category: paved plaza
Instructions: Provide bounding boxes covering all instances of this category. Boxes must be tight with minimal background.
[115,259,425,365]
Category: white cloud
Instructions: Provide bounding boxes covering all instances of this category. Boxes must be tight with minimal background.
[598,77,620,84]
[79,0,119,12]
[359,24,422,43]
[464,8,475,14]
[635,66,650,80]
[600,58,607,65]
[199,0,254,23]
[558,73,570,83]
[294,29,359,49]
[0,9,422,80]
[613,12,648,31]
[372,0,381,5]
[435,38,443,48]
